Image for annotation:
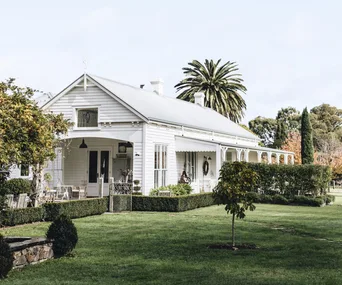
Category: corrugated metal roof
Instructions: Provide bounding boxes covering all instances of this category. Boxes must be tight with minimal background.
[87,74,260,141]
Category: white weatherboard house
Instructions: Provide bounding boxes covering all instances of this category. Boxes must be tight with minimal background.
[11,74,294,196]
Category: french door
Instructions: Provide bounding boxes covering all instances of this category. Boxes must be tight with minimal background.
[87,150,110,196]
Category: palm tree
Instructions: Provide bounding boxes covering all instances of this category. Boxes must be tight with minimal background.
[175,59,247,123]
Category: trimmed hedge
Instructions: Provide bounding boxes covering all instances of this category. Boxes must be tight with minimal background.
[132,193,215,212]
[0,178,32,196]
[246,192,335,207]
[247,163,332,196]
[112,195,132,212]
[43,198,108,221]
[178,193,215,211]
[0,197,108,227]
[0,207,45,226]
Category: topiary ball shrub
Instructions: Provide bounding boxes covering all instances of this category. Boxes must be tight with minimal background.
[46,214,78,257]
[0,235,13,279]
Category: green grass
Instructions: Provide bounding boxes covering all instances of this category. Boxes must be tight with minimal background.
[2,201,342,284]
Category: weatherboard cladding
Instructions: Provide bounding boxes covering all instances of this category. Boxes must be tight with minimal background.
[144,124,178,192]
[47,83,141,123]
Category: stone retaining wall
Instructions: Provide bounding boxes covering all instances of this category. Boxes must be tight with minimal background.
[6,237,54,268]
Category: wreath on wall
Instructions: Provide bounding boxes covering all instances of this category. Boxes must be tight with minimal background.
[202,160,209,176]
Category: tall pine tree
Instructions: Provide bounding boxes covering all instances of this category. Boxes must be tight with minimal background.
[301,107,314,164]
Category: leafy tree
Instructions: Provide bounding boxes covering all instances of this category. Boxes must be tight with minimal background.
[175,59,247,123]
[310,104,342,147]
[248,116,277,147]
[249,106,300,148]
[273,121,287,149]
[0,79,70,203]
[315,134,342,179]
[276,107,301,132]
[213,162,258,247]
[301,108,314,164]
[239,124,257,135]
[281,131,302,164]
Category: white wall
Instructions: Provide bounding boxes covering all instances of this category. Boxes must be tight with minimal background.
[144,124,178,195]
[249,151,258,163]
[8,165,33,180]
[45,136,143,196]
[47,84,140,123]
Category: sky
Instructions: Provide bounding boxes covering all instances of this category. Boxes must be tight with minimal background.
[1,0,342,124]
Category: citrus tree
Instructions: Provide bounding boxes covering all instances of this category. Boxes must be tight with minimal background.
[213,161,258,246]
[0,79,70,203]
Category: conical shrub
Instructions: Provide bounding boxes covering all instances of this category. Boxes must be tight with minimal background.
[46,215,78,257]
[0,235,12,279]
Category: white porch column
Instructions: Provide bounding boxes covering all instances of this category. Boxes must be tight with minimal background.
[290,154,294,165]
[275,153,280,165]
[267,152,272,164]
[284,154,289,165]
[221,146,228,165]
[244,149,250,162]
[236,148,242,162]
[216,144,221,179]
[98,177,104,198]
[257,151,263,163]
[109,177,114,212]
[54,147,63,187]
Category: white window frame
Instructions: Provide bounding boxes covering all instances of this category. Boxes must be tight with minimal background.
[154,144,168,188]
[72,105,101,131]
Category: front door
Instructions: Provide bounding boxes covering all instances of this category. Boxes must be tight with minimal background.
[87,150,110,196]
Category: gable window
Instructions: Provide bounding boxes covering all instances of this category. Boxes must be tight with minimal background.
[154,144,168,188]
[20,164,29,177]
[77,108,98,128]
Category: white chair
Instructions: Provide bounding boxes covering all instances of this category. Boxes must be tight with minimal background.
[5,194,14,208]
[17,193,28,208]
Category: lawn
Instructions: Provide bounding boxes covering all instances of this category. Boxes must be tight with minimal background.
[2,199,342,285]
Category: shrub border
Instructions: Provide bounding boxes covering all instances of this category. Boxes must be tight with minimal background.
[132,193,215,212]
[0,198,108,227]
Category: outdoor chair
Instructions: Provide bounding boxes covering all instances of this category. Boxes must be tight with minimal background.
[72,186,86,199]
[5,194,14,208]
[61,186,73,200]
[17,193,28,208]
[37,190,47,204]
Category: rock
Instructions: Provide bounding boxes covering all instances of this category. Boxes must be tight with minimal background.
[13,255,27,266]
[26,253,35,263]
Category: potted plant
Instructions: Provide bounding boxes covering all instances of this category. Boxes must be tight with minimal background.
[44,173,53,191]
[133,180,141,193]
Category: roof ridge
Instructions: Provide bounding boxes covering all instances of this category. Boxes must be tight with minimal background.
[88,73,158,95]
